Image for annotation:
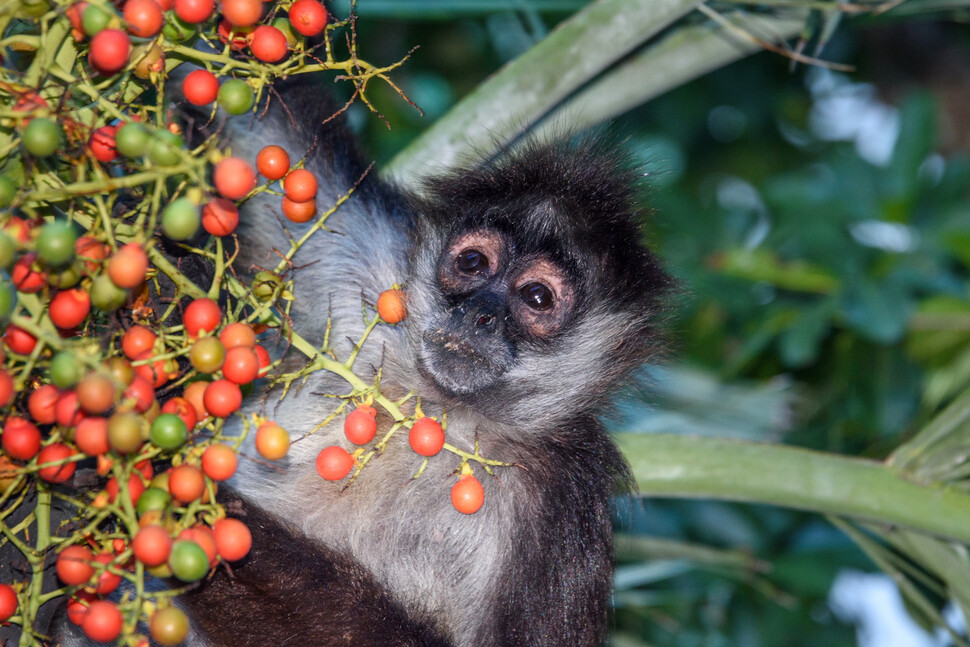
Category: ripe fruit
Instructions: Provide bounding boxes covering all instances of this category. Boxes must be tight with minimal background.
[168,464,206,503]
[0,583,16,622]
[123,374,156,413]
[28,384,59,424]
[254,344,271,376]
[219,322,255,348]
[182,69,219,106]
[37,221,78,267]
[49,288,91,329]
[255,422,289,460]
[289,0,327,37]
[13,254,45,293]
[217,79,254,115]
[75,417,110,455]
[162,197,201,241]
[37,443,76,483]
[122,325,157,359]
[55,390,84,427]
[174,0,214,23]
[377,288,406,323]
[213,156,256,199]
[283,169,317,202]
[201,198,239,236]
[344,406,377,445]
[169,540,210,582]
[222,345,258,384]
[2,417,41,460]
[316,446,354,481]
[81,600,123,642]
[249,24,288,62]
[88,29,130,74]
[409,417,445,457]
[108,243,149,288]
[66,593,93,626]
[184,298,221,337]
[149,413,188,450]
[91,553,121,595]
[256,145,290,180]
[56,545,95,585]
[213,517,251,560]
[281,197,316,223]
[106,472,146,506]
[217,18,251,49]
[124,0,164,37]
[202,444,237,481]
[22,117,61,157]
[221,0,261,26]
[183,381,209,419]
[88,125,118,162]
[4,325,37,355]
[134,349,169,388]
[0,370,13,408]
[150,606,190,646]
[451,476,485,514]
[133,525,173,566]
[203,379,242,417]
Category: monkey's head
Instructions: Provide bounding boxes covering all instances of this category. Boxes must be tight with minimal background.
[402,139,670,432]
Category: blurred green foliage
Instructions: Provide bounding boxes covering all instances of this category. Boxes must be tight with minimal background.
[348,10,970,646]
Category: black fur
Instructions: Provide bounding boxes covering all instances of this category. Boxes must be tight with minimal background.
[181,489,450,647]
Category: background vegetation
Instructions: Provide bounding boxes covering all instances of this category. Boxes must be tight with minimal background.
[344,4,970,645]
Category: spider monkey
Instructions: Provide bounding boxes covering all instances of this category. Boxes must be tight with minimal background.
[58,73,669,646]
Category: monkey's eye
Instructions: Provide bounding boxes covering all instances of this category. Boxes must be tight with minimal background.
[456,249,489,275]
[519,282,554,311]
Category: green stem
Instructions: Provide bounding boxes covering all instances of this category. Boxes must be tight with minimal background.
[617,433,970,544]
[21,484,51,647]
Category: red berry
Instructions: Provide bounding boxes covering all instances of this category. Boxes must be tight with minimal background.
[202,198,239,236]
[49,288,91,329]
[283,168,317,202]
[124,0,164,37]
[37,443,77,483]
[249,25,288,63]
[182,69,219,106]
[4,325,37,355]
[81,600,123,643]
[2,417,41,461]
[255,145,290,180]
[88,29,130,75]
[183,298,221,337]
[174,0,215,23]
[213,157,256,200]
[409,417,445,457]
[315,446,354,481]
[344,407,377,445]
[88,125,118,163]
[0,583,16,622]
[288,0,327,37]
[221,0,262,27]
[451,476,485,514]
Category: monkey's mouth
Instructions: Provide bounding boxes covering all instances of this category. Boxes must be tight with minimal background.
[419,329,514,395]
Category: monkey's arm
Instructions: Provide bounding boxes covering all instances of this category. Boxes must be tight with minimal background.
[494,420,629,645]
[181,489,451,647]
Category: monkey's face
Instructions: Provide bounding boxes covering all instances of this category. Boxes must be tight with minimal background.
[416,227,576,396]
